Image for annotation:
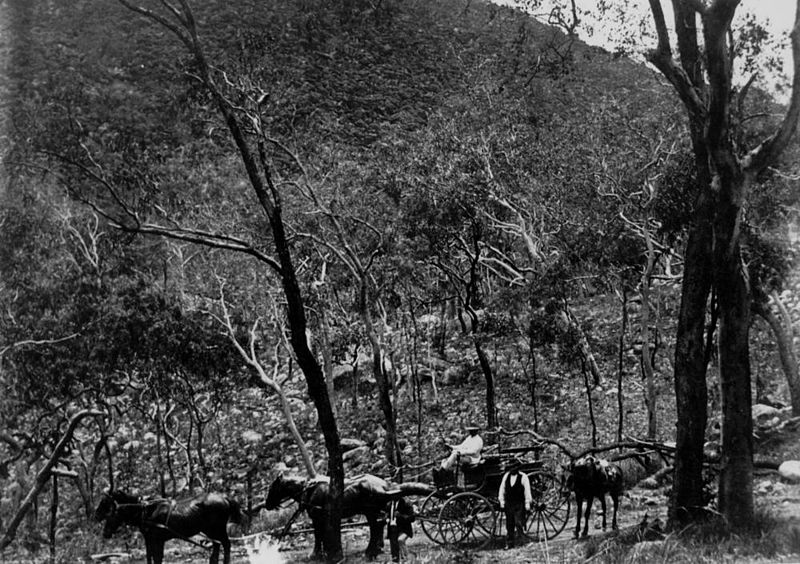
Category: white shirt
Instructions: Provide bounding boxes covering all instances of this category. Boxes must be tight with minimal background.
[498,471,533,509]
[453,434,483,465]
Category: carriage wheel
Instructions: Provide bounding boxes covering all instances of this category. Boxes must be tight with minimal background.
[525,472,570,541]
[419,491,450,544]
[437,492,496,549]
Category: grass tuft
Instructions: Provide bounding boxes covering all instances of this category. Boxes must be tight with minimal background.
[579,507,800,563]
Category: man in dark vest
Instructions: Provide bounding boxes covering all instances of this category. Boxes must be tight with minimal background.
[498,459,532,548]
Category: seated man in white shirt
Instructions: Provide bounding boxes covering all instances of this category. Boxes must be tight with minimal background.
[440,424,483,471]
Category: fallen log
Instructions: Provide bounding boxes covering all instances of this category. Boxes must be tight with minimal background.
[582,514,666,559]
[90,553,131,561]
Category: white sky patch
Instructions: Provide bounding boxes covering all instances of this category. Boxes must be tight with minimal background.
[493,1,795,100]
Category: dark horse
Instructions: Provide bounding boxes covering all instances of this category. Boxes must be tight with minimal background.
[563,455,623,538]
[94,490,243,564]
[264,473,432,561]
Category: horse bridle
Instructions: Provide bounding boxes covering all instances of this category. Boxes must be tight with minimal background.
[273,479,324,511]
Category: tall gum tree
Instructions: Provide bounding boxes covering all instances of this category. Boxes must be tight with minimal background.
[646,0,800,527]
[73,0,347,558]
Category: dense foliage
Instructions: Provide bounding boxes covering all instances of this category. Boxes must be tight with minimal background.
[1,0,798,560]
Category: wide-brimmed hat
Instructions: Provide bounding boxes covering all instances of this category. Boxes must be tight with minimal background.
[506,459,522,471]
[465,424,481,431]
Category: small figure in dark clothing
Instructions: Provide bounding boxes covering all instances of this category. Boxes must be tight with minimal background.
[498,459,532,548]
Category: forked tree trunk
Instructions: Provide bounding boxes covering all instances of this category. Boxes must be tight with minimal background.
[647,0,800,531]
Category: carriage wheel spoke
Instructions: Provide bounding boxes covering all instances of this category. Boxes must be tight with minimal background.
[525,473,570,540]
[437,492,495,549]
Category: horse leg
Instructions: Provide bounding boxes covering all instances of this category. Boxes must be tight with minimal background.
[151,541,165,564]
[365,517,384,558]
[581,496,592,538]
[574,496,583,539]
[611,493,619,530]
[388,524,400,562]
[222,537,232,564]
[599,494,608,531]
[310,515,326,561]
[143,537,154,564]
[209,542,220,564]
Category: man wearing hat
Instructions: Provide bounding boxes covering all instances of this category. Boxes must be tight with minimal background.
[440,424,483,471]
[498,459,532,548]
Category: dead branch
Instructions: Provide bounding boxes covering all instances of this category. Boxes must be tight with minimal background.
[0,409,104,552]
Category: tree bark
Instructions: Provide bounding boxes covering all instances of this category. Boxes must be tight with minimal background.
[474,338,497,429]
[271,210,344,560]
[713,176,755,525]
[669,213,712,527]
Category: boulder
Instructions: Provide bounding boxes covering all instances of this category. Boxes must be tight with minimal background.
[343,445,370,466]
[753,404,782,424]
[340,437,367,452]
[779,461,800,482]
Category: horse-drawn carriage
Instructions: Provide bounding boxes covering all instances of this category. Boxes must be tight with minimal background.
[418,444,571,548]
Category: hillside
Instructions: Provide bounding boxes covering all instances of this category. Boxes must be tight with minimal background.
[2,0,800,562]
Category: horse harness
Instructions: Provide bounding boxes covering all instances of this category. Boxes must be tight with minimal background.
[108,496,220,551]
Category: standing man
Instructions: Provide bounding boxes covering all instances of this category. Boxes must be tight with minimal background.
[498,459,532,548]
[440,424,483,470]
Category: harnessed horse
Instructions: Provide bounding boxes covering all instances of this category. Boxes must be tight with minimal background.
[562,455,623,538]
[94,490,243,564]
[264,473,431,561]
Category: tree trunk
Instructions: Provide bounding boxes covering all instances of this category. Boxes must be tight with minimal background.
[556,308,602,386]
[617,287,628,444]
[474,338,497,429]
[359,279,400,468]
[582,359,597,447]
[669,213,713,528]
[320,313,338,419]
[754,295,800,415]
[48,475,57,564]
[370,344,400,467]
[271,210,343,561]
[641,240,657,440]
[714,180,754,526]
